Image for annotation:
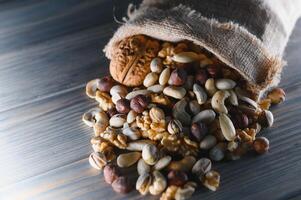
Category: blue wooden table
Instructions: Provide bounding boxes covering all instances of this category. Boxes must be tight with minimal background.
[0,1,300,199]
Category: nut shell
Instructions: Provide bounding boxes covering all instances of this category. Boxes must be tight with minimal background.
[110,35,160,87]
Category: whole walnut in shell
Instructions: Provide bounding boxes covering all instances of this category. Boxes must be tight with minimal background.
[110,35,160,87]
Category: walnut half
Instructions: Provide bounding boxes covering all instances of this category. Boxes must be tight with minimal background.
[110,35,160,87]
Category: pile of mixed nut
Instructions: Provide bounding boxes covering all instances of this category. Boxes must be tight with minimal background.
[82,37,285,199]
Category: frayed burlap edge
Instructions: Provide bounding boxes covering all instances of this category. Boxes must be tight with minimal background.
[104,4,285,100]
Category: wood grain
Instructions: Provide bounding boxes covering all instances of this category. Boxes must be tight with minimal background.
[0,0,300,199]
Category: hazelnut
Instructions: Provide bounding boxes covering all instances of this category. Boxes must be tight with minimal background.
[190,122,208,142]
[267,88,285,104]
[107,108,118,118]
[167,170,188,187]
[168,68,187,86]
[112,176,132,194]
[195,69,208,85]
[167,119,183,135]
[130,95,150,113]
[232,113,249,129]
[116,98,130,114]
[103,164,120,184]
[253,137,269,154]
[206,64,220,78]
[97,76,114,92]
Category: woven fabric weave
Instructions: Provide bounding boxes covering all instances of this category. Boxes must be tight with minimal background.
[104,0,301,99]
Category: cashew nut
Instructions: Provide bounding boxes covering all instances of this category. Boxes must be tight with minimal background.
[82,107,108,131]
[172,98,191,126]
[168,156,196,172]
[86,79,100,98]
[211,90,230,113]
[126,140,155,151]
[82,107,101,127]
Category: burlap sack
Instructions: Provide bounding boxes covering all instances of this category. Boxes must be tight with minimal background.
[104,0,301,99]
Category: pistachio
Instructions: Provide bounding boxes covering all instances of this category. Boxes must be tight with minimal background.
[163,86,186,99]
[122,123,141,140]
[215,79,236,90]
[111,94,122,104]
[219,114,236,141]
[110,85,128,97]
[154,156,172,170]
[112,176,132,194]
[267,88,285,104]
[144,72,159,87]
[167,119,183,135]
[172,51,200,63]
[211,90,230,113]
[136,173,152,195]
[147,84,164,93]
[200,135,217,150]
[149,107,165,123]
[237,94,258,109]
[205,78,217,96]
[264,110,274,127]
[193,83,207,105]
[189,100,201,115]
[159,67,171,85]
[109,114,126,128]
[192,109,216,124]
[127,110,137,124]
[137,158,151,175]
[86,79,101,98]
[202,170,220,191]
[142,144,159,165]
[168,156,196,172]
[89,152,107,170]
[149,170,167,195]
[126,89,151,100]
[150,57,164,73]
[253,137,269,154]
[117,152,141,168]
[172,99,191,126]
[192,158,212,177]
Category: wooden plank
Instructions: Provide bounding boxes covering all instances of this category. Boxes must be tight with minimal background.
[0,0,300,199]
[0,88,97,187]
[0,0,118,111]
